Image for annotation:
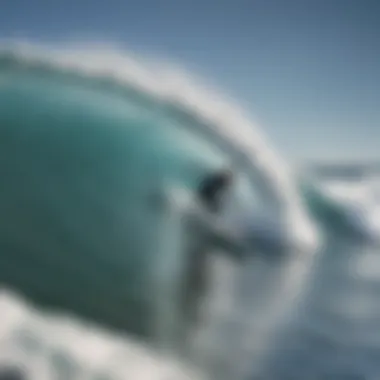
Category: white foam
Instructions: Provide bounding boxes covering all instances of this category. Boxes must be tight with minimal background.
[0,290,202,380]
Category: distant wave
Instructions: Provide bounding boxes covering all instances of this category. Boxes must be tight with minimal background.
[303,175,380,243]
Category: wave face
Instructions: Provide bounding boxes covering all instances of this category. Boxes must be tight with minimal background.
[0,42,339,380]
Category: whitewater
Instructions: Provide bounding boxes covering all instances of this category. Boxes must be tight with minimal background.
[1,42,380,380]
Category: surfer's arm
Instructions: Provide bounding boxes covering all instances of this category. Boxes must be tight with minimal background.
[156,184,245,258]
[208,223,245,259]
[187,200,246,259]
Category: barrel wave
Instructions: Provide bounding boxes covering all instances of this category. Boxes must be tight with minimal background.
[0,43,377,380]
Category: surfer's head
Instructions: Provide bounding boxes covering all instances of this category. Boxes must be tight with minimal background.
[198,168,234,212]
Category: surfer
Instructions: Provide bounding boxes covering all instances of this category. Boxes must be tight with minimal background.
[181,168,242,333]
[196,168,244,256]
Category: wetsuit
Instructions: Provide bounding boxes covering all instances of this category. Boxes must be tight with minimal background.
[182,170,235,329]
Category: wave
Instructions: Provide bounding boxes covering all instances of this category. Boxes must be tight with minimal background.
[303,175,380,243]
[0,41,320,254]
[0,41,338,379]
[2,40,380,380]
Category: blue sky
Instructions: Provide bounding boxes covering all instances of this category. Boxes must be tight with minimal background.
[2,0,380,162]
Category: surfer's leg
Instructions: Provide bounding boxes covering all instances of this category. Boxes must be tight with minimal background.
[181,248,208,331]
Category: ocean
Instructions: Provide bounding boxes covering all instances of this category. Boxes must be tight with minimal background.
[0,42,379,380]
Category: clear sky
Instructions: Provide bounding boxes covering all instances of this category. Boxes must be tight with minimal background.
[2,0,380,163]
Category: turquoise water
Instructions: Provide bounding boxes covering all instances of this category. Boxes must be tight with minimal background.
[0,46,378,380]
[0,61,227,336]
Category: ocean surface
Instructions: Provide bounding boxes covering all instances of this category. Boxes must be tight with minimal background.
[0,42,379,380]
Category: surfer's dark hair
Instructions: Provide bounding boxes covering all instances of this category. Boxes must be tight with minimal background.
[198,168,233,212]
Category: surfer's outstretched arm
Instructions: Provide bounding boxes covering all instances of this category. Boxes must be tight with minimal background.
[186,197,246,260]
[157,180,246,260]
